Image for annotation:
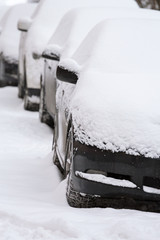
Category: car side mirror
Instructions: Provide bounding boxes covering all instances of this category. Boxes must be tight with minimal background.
[32,51,42,60]
[42,49,60,61]
[17,18,32,32]
[56,66,78,84]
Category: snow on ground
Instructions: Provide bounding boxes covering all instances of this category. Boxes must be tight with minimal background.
[0,86,160,240]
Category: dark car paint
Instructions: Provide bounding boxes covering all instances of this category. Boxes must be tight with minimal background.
[56,66,78,85]
[0,56,18,87]
[67,139,160,211]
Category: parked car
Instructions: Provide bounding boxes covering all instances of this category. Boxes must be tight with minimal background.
[40,7,160,129]
[17,0,138,111]
[0,3,37,87]
[17,1,39,97]
[55,18,160,212]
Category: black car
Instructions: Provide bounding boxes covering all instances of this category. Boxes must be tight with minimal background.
[53,18,160,212]
[0,4,36,87]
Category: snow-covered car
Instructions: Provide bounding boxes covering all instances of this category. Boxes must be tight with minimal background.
[17,2,39,98]
[55,18,160,211]
[40,7,160,129]
[18,0,138,111]
[0,3,37,87]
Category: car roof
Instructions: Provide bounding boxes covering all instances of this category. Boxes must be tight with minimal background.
[25,0,138,54]
[48,7,160,61]
[65,18,160,75]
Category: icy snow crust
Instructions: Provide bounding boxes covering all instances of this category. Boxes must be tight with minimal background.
[60,19,160,158]
[24,0,138,89]
[1,87,160,239]
[0,3,36,62]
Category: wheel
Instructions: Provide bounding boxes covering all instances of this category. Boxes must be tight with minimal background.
[24,88,30,110]
[52,113,64,174]
[53,145,64,175]
[65,127,83,207]
[39,81,54,128]
[18,80,24,98]
[24,88,39,111]
[65,127,100,208]
[18,58,26,98]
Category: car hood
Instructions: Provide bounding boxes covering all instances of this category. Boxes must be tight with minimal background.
[69,71,160,158]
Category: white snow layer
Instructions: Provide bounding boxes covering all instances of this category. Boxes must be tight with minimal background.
[0,86,160,240]
[71,72,160,158]
[49,7,160,62]
[59,19,160,158]
[0,3,36,62]
[24,0,138,89]
[75,171,137,188]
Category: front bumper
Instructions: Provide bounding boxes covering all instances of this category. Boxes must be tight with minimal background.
[70,140,160,211]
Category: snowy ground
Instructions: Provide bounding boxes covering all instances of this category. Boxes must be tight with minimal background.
[0,86,160,240]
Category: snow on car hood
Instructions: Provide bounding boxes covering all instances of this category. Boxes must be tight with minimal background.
[58,18,160,158]
[70,71,160,158]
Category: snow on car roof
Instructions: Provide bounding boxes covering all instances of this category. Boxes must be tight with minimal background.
[48,8,160,61]
[59,19,160,158]
[68,18,160,74]
[25,0,138,55]
[24,0,138,88]
[0,3,37,61]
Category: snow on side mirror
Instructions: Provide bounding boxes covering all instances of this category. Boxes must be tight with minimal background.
[17,18,32,32]
[42,49,60,61]
[32,51,42,60]
[56,66,78,84]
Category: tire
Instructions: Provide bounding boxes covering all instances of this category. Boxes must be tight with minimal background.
[65,127,83,207]
[65,129,104,208]
[52,114,64,174]
[18,80,24,98]
[18,59,26,98]
[66,176,95,208]
[39,81,54,128]
[24,88,39,111]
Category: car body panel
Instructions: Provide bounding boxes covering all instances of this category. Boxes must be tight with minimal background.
[55,18,160,210]
[0,3,37,86]
[44,8,160,164]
